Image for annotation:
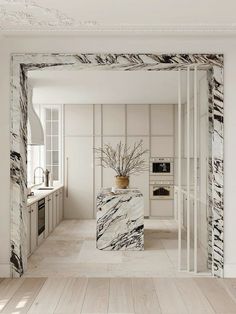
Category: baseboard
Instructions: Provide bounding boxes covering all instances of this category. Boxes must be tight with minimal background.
[224,263,236,278]
[0,263,11,277]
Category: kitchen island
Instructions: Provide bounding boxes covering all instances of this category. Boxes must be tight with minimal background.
[96,188,144,250]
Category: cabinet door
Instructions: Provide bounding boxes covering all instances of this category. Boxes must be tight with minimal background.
[48,195,53,233]
[103,104,125,136]
[127,104,149,135]
[44,196,49,238]
[64,137,94,219]
[52,192,58,228]
[59,188,63,222]
[27,206,31,256]
[151,104,174,135]
[30,202,37,253]
[56,191,60,225]
[64,104,93,136]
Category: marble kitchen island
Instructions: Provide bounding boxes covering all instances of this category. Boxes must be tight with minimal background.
[96,188,144,250]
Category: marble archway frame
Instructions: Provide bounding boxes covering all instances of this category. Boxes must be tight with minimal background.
[10,53,224,277]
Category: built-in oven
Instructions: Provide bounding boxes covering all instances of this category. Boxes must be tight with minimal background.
[38,198,45,236]
[150,181,174,200]
[150,157,174,176]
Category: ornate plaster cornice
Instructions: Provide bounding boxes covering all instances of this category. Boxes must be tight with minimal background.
[0,0,236,35]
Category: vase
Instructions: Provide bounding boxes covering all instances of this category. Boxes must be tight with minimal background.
[115,176,129,189]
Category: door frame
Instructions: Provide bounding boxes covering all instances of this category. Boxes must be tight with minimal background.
[10,53,224,277]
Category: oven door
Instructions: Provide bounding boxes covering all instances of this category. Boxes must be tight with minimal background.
[38,198,45,236]
[150,185,174,200]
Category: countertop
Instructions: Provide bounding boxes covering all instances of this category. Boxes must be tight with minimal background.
[27,184,64,206]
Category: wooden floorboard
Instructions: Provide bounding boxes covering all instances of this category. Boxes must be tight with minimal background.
[153,278,188,314]
[1,277,236,314]
[27,277,68,314]
[1,278,46,314]
[195,278,236,314]
[54,278,88,314]
[132,278,161,314]
[0,278,25,312]
[175,278,215,314]
[81,278,110,314]
[108,278,134,314]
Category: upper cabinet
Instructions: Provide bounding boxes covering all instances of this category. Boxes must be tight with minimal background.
[127,104,149,135]
[103,104,125,136]
[151,104,174,136]
[65,104,93,136]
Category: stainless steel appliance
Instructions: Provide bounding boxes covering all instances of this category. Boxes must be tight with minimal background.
[150,157,174,176]
[38,198,45,236]
[150,181,174,200]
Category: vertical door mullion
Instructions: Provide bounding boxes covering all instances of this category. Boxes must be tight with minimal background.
[178,68,182,271]
[186,66,191,272]
[194,66,198,273]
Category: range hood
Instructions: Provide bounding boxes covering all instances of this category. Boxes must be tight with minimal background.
[27,86,44,146]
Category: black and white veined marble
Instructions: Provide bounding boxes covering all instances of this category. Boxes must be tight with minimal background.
[96,189,144,251]
[10,53,223,277]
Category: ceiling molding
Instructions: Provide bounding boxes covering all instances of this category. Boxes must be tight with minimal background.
[1,0,236,36]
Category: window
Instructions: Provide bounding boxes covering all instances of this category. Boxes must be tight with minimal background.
[44,106,62,182]
[27,104,63,186]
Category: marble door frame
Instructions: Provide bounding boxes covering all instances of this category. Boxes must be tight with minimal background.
[10,53,224,277]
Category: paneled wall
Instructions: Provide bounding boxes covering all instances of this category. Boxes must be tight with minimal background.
[64,104,175,219]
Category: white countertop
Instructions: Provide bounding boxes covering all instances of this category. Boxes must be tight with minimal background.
[27,184,64,206]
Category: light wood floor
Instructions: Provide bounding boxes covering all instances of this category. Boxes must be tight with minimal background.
[1,277,236,313]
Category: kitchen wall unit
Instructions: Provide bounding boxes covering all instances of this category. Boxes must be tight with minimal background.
[64,104,176,219]
[27,187,63,257]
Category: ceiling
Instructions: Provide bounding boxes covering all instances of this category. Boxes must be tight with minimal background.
[28,70,206,105]
[0,0,236,34]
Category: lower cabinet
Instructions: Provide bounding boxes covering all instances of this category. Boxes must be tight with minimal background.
[27,202,38,256]
[27,187,64,257]
[48,194,53,233]
[59,189,63,222]
[52,192,57,229]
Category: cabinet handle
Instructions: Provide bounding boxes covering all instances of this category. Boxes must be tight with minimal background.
[66,157,69,198]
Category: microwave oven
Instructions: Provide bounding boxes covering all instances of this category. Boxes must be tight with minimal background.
[150,157,174,176]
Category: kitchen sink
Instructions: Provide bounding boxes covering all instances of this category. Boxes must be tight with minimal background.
[37,187,54,190]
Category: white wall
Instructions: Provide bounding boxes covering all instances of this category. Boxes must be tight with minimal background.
[0,35,236,276]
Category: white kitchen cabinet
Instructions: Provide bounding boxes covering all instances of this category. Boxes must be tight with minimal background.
[64,104,93,136]
[150,200,174,219]
[27,206,31,257]
[30,202,38,254]
[47,194,53,233]
[103,104,125,136]
[127,104,149,135]
[53,191,58,228]
[45,196,49,238]
[151,104,174,135]
[64,137,94,219]
[151,136,174,157]
[59,188,63,222]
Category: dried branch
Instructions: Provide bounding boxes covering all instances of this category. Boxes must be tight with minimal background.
[94,140,149,177]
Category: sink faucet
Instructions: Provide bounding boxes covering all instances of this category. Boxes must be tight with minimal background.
[33,167,45,185]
